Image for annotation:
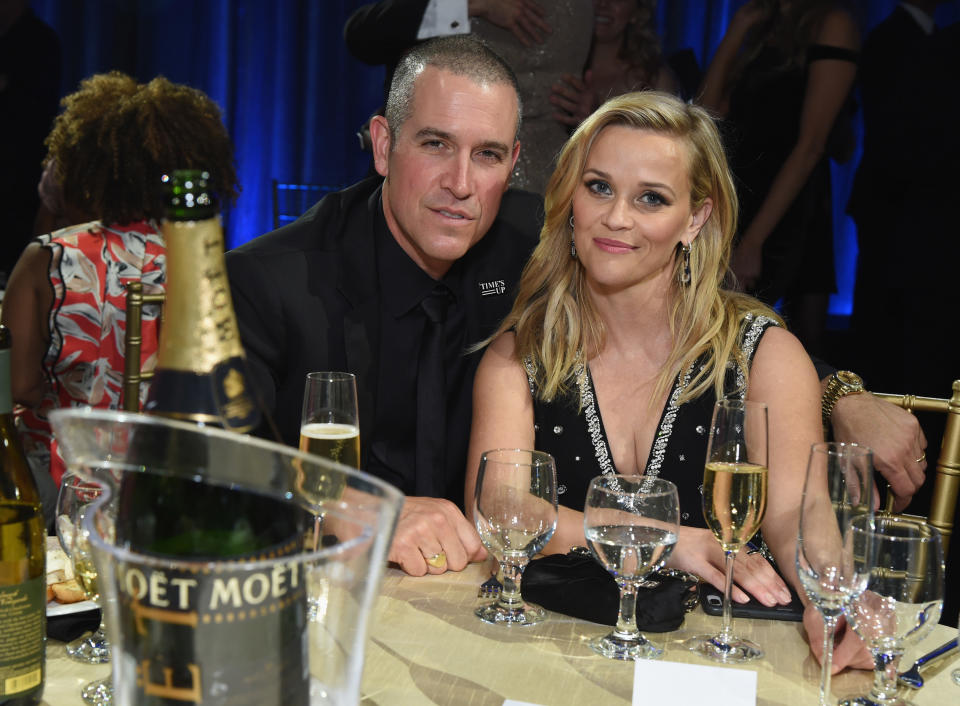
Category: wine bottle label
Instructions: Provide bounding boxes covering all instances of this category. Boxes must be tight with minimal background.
[0,575,45,698]
[145,358,260,432]
[111,545,309,705]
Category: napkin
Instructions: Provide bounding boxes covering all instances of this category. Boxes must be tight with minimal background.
[520,552,695,631]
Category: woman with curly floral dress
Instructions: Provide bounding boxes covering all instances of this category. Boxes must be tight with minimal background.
[0,72,239,522]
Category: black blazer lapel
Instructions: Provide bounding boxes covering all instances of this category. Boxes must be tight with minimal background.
[337,186,383,444]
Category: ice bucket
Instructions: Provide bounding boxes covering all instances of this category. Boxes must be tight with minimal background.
[49,408,402,706]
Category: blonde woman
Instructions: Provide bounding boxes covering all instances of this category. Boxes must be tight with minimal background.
[465,91,869,671]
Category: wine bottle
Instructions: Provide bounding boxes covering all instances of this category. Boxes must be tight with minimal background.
[0,326,46,706]
[114,170,309,705]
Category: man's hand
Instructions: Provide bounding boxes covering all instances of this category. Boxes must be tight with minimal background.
[831,393,927,511]
[388,496,487,576]
[469,0,550,47]
[667,527,793,606]
[802,605,873,673]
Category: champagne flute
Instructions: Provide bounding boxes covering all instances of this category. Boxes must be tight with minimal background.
[685,399,768,663]
[300,371,360,470]
[797,442,874,706]
[841,515,944,706]
[56,473,113,704]
[473,448,557,625]
[583,475,680,660]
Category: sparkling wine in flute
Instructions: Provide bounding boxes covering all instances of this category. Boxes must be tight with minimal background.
[585,525,677,580]
[685,399,769,664]
[702,461,768,551]
[299,422,360,468]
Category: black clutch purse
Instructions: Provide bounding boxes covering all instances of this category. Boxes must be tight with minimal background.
[520,550,697,632]
[47,607,101,642]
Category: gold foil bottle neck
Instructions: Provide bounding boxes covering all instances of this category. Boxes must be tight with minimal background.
[157,217,244,373]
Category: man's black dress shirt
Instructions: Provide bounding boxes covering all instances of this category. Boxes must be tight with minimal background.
[370,203,470,499]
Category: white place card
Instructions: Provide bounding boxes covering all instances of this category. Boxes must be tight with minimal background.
[632,659,757,706]
[503,701,544,706]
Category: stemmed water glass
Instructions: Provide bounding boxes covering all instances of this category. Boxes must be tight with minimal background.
[583,475,679,660]
[473,448,557,625]
[56,473,112,705]
[841,515,944,706]
[685,399,769,663]
[796,442,874,706]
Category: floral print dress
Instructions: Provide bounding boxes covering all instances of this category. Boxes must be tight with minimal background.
[16,220,165,485]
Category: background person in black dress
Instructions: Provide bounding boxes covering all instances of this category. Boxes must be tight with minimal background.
[698,0,860,359]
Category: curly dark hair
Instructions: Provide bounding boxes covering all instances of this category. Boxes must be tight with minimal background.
[619,1,664,88]
[45,71,239,225]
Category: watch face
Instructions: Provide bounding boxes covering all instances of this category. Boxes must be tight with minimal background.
[837,371,863,388]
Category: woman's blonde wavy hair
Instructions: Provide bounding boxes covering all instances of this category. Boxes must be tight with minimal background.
[492,90,781,406]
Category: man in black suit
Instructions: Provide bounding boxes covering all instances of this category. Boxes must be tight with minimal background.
[848,0,957,397]
[227,36,539,576]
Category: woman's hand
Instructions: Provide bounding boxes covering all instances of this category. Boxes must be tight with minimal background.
[667,526,793,606]
[550,71,598,127]
[469,0,550,47]
[731,239,763,292]
[802,605,873,673]
[728,0,770,38]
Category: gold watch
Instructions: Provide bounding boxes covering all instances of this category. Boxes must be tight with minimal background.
[821,370,865,429]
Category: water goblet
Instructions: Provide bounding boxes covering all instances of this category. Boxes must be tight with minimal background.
[56,473,113,704]
[796,442,874,706]
[583,475,679,660]
[684,399,769,663]
[473,448,557,625]
[841,515,944,706]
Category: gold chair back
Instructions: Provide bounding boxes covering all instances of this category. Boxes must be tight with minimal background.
[875,380,960,556]
[121,281,165,412]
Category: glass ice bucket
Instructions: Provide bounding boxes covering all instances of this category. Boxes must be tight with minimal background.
[49,408,403,706]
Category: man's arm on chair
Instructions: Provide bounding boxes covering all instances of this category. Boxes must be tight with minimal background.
[823,376,927,512]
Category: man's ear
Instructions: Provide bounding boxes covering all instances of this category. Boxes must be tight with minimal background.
[504,141,521,192]
[370,115,392,178]
[688,197,713,243]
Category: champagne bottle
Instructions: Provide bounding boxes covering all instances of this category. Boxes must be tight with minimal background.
[0,326,45,706]
[115,170,309,705]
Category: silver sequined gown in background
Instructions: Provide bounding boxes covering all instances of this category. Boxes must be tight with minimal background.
[472,0,593,196]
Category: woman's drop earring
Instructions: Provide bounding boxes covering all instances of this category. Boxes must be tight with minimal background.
[569,215,577,259]
[680,242,691,285]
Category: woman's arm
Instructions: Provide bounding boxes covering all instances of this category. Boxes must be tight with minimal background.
[747,325,872,671]
[1,242,53,408]
[732,9,860,289]
[697,0,767,113]
[464,333,536,523]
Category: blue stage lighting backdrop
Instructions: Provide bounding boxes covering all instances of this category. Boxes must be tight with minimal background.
[31,0,960,317]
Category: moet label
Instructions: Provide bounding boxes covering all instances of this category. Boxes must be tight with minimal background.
[114,556,309,705]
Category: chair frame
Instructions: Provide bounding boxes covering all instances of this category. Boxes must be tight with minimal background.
[122,281,165,412]
[875,380,960,555]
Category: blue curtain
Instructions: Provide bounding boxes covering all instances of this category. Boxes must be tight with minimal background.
[31,0,383,250]
[29,0,960,315]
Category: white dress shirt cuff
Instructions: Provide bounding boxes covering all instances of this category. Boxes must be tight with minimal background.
[417,0,470,39]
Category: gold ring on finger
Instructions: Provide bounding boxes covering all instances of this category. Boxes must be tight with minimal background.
[424,551,447,569]
[914,452,926,464]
